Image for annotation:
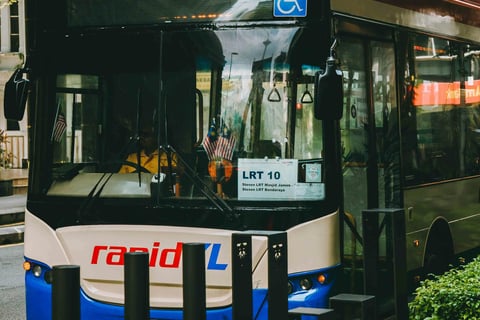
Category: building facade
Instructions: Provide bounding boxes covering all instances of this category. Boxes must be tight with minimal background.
[1,0,27,169]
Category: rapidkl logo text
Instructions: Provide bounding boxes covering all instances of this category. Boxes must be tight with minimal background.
[91,242,228,270]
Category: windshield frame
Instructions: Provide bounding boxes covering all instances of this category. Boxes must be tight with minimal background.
[28,24,332,210]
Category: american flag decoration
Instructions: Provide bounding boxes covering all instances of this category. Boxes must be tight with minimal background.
[52,112,67,142]
[215,125,236,161]
[203,118,217,160]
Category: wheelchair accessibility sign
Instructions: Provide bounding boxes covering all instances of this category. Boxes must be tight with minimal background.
[273,0,307,17]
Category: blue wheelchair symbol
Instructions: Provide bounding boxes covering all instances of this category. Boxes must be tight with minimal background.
[273,0,307,17]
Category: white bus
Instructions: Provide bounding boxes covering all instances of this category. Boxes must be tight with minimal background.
[5,0,480,318]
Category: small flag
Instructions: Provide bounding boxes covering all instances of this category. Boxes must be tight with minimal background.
[203,119,217,160]
[215,125,236,161]
[52,112,67,142]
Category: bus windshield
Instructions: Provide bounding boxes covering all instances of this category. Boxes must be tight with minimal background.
[43,27,326,206]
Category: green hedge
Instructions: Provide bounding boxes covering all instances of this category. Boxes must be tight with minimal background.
[409,256,480,320]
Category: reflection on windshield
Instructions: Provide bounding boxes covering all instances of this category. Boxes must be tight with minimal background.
[48,27,325,203]
[68,0,282,26]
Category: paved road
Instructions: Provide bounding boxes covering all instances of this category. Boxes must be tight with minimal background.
[0,243,25,320]
[0,194,26,216]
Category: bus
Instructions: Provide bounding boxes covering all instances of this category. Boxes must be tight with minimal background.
[334,0,480,287]
[4,0,480,318]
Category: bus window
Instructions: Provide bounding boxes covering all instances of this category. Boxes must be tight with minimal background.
[294,72,322,160]
[404,35,480,184]
[207,28,326,201]
[53,75,100,167]
[338,39,369,220]
[216,33,294,160]
[371,41,398,210]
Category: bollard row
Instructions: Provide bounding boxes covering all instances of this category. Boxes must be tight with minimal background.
[51,234,288,320]
[51,243,207,320]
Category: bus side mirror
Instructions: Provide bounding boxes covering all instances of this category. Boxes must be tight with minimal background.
[314,57,343,120]
[4,68,30,121]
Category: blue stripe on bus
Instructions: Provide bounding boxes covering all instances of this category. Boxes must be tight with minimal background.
[25,258,338,319]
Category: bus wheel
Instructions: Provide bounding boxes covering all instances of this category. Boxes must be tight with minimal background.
[423,220,453,277]
[424,248,449,276]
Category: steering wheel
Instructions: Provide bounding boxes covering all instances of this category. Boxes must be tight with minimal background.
[121,160,151,173]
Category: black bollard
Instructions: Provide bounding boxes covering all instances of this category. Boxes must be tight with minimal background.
[52,265,80,320]
[182,243,206,320]
[232,234,253,320]
[232,231,288,320]
[124,252,150,320]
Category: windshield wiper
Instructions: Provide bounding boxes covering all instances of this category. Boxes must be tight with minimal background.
[76,119,142,224]
[135,88,142,187]
[156,145,236,218]
[75,172,114,223]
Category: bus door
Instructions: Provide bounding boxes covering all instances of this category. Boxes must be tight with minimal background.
[337,33,399,274]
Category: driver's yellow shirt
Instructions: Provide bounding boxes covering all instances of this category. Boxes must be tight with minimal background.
[118,150,177,173]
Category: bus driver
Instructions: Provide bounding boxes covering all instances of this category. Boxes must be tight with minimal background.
[118,126,177,174]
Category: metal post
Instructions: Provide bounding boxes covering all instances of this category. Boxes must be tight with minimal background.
[232,233,253,320]
[388,210,408,320]
[232,231,288,320]
[266,232,288,320]
[362,208,408,319]
[52,265,80,320]
[362,210,379,296]
[124,252,150,320]
[183,243,206,320]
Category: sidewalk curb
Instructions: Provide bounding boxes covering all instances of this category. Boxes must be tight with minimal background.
[0,224,24,244]
[0,194,26,244]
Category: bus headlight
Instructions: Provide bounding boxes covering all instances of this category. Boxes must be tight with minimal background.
[32,265,42,277]
[44,270,53,284]
[299,278,312,290]
[287,281,294,294]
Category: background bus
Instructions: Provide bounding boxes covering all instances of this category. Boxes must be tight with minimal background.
[333,0,480,293]
[4,0,480,319]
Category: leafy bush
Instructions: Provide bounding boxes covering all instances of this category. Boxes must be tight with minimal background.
[409,256,480,319]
